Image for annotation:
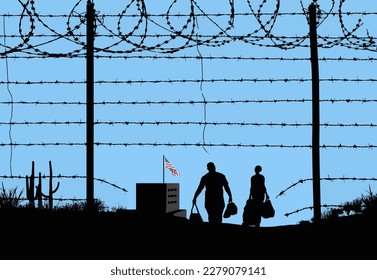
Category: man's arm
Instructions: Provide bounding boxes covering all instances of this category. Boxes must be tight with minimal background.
[192,178,205,204]
[223,175,233,202]
[249,177,252,200]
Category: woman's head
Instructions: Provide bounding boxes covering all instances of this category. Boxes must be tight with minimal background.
[254,165,262,173]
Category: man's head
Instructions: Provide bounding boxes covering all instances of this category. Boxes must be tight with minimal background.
[207,162,216,172]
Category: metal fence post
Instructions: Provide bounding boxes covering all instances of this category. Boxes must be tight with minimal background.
[309,2,321,222]
[86,0,95,212]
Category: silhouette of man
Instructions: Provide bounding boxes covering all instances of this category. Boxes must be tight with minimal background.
[248,165,267,227]
[192,162,233,224]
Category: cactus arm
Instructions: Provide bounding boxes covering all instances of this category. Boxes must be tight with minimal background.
[41,192,49,199]
[52,182,60,194]
[26,175,31,199]
[36,172,43,209]
[31,161,35,193]
[48,161,60,209]
[25,161,36,208]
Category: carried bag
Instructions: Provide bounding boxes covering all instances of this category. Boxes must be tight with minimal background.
[189,203,203,223]
[261,193,275,219]
[223,201,238,218]
[242,198,259,225]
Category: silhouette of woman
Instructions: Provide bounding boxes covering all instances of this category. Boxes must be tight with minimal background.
[248,165,267,227]
[192,162,233,224]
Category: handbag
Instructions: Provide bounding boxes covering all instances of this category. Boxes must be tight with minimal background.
[189,203,203,223]
[261,192,275,219]
[223,201,238,218]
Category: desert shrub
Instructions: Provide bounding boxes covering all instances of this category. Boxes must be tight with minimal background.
[0,183,24,209]
[56,198,108,212]
[321,207,344,220]
[111,205,127,212]
[359,186,377,216]
[298,186,377,224]
[321,186,377,221]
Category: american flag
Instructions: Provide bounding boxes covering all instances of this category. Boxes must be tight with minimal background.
[164,157,181,176]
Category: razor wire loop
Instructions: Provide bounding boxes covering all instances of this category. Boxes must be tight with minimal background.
[1,0,377,57]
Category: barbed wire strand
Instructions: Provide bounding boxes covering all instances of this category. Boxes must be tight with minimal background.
[0,142,376,149]
[1,98,377,106]
[277,176,377,199]
[1,77,377,85]
[0,174,127,193]
[1,120,377,128]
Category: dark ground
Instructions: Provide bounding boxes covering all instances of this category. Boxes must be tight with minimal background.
[1,209,376,260]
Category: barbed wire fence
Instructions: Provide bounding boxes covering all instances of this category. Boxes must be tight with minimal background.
[0,0,376,219]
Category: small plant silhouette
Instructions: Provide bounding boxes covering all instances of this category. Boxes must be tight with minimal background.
[0,183,24,209]
[322,186,377,220]
[57,198,108,212]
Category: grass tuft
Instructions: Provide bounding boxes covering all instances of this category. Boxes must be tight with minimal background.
[0,183,24,209]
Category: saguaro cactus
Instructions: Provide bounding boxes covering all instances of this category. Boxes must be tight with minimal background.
[25,161,36,208]
[26,161,60,209]
[42,161,60,209]
[36,172,43,209]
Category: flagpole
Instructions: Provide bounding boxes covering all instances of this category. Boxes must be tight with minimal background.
[163,155,165,184]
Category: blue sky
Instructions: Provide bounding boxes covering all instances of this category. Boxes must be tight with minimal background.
[1,0,376,227]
